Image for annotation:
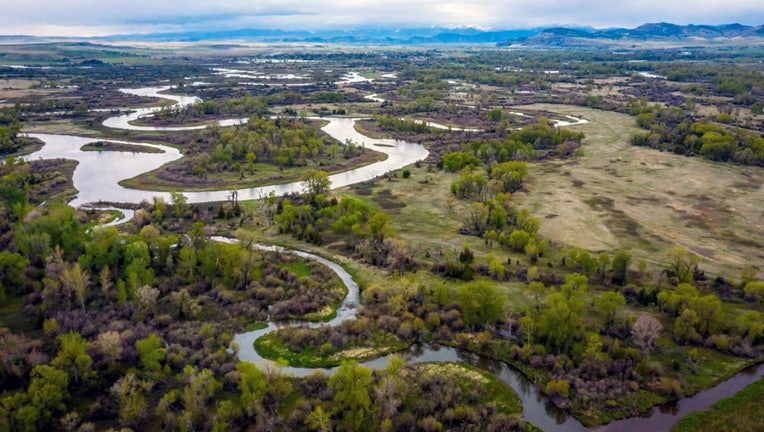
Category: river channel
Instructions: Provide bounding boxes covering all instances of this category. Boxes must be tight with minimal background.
[22,86,763,431]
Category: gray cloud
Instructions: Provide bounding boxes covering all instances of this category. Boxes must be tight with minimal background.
[2,0,763,36]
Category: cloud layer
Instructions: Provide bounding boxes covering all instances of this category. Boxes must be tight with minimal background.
[2,0,763,36]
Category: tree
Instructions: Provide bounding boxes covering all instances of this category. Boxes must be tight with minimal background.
[237,362,265,418]
[540,291,584,354]
[181,366,221,430]
[301,169,331,200]
[527,281,546,311]
[27,365,69,425]
[673,309,700,344]
[665,246,700,283]
[744,281,764,305]
[111,373,153,426]
[368,212,391,244]
[96,331,122,371]
[52,332,93,385]
[60,262,90,313]
[598,291,626,328]
[136,334,165,372]
[736,310,764,344]
[170,191,188,218]
[136,285,159,317]
[687,294,722,336]
[458,281,507,328]
[0,251,29,301]
[631,314,663,357]
[305,406,332,432]
[487,107,503,122]
[611,250,631,286]
[328,361,372,431]
[598,252,611,281]
[507,229,531,252]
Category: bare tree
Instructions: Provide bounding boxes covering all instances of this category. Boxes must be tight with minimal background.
[631,314,663,357]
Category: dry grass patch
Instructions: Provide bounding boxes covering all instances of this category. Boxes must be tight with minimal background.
[513,104,764,276]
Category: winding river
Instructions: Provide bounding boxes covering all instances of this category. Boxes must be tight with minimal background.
[24,87,428,207]
[22,86,763,431]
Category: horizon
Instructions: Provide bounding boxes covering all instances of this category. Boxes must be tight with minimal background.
[1,0,763,37]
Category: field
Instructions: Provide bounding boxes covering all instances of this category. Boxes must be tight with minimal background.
[513,104,764,277]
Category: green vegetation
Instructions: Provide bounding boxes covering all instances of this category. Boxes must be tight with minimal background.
[2,42,764,432]
[673,374,764,432]
[80,141,164,153]
[631,104,764,165]
[255,327,409,367]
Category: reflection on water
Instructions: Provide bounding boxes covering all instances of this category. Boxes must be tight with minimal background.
[24,87,429,208]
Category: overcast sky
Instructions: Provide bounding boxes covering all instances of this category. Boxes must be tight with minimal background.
[3,0,763,36]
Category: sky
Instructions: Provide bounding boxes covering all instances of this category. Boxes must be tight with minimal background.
[2,0,763,37]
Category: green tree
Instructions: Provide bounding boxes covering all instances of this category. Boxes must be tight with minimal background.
[52,332,93,385]
[305,406,332,432]
[368,212,392,244]
[136,334,165,372]
[458,281,507,328]
[26,365,69,428]
[744,281,764,305]
[170,191,188,218]
[301,169,331,200]
[598,291,626,328]
[0,251,29,303]
[736,310,764,343]
[237,362,265,418]
[687,294,722,336]
[181,366,221,430]
[487,107,503,122]
[666,246,700,283]
[507,229,531,252]
[540,291,584,354]
[611,250,631,286]
[673,308,700,344]
[328,361,372,431]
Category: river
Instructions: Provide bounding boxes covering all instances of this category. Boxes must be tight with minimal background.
[24,87,428,207]
[22,85,762,431]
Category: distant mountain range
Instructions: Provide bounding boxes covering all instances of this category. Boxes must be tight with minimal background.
[1,23,763,46]
[507,23,764,47]
[97,27,542,44]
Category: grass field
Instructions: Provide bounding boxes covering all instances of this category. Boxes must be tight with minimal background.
[512,104,764,278]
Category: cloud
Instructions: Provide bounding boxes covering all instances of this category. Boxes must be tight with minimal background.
[1,0,762,36]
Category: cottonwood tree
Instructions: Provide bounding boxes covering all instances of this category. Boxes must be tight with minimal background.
[136,285,159,318]
[136,334,165,372]
[665,246,700,283]
[111,373,153,426]
[52,332,93,385]
[598,291,626,329]
[301,169,331,200]
[180,366,221,431]
[631,314,663,357]
[744,281,764,305]
[96,331,122,372]
[60,262,90,313]
[305,406,332,432]
[611,250,631,286]
[458,281,506,329]
[540,291,584,354]
[329,361,372,431]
